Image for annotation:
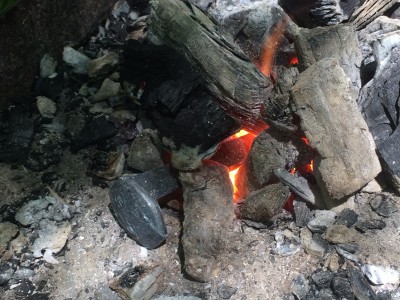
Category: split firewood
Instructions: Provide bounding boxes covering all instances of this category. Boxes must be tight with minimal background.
[149,0,272,125]
[350,0,398,29]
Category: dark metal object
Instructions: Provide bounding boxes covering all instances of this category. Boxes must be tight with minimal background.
[109,165,179,249]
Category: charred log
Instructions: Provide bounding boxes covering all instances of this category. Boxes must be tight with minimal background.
[149,0,272,125]
[350,0,398,29]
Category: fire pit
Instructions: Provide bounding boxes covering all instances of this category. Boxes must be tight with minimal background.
[1,0,400,299]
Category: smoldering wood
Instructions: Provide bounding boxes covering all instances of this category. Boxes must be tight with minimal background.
[294,24,362,93]
[240,182,290,223]
[153,86,240,171]
[290,58,381,207]
[350,0,398,29]
[179,162,235,282]
[236,127,314,196]
[359,43,400,193]
[149,0,273,125]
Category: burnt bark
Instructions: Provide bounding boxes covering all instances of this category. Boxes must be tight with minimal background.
[179,162,235,282]
[149,0,272,125]
[350,0,398,29]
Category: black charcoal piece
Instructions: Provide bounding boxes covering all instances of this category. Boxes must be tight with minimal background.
[336,243,358,254]
[370,194,398,217]
[73,115,116,150]
[311,270,333,289]
[334,208,358,227]
[293,200,312,227]
[109,166,179,249]
[355,219,386,233]
[331,277,354,300]
[349,269,378,300]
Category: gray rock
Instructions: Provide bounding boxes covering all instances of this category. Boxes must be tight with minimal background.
[355,219,386,233]
[87,52,119,77]
[291,58,381,206]
[217,284,237,299]
[0,222,19,253]
[93,78,121,102]
[36,96,57,118]
[40,54,58,77]
[301,227,328,258]
[63,46,90,74]
[272,230,301,256]
[318,289,336,300]
[307,210,337,233]
[323,225,358,244]
[361,265,400,285]
[127,130,164,172]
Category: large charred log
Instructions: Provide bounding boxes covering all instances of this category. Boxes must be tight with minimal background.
[350,0,398,29]
[149,0,273,125]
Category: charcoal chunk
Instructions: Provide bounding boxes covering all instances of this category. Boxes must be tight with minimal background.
[355,219,386,233]
[334,208,358,227]
[349,269,378,300]
[331,277,354,300]
[311,270,333,289]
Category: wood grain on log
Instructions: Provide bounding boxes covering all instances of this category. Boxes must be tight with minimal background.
[350,0,398,29]
[150,0,272,125]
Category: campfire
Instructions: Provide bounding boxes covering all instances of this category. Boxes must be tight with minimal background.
[1,0,400,299]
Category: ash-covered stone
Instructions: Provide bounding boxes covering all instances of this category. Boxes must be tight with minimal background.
[63,46,90,74]
[15,196,71,226]
[127,129,163,172]
[32,220,71,264]
[241,182,290,223]
[349,268,378,300]
[323,225,358,244]
[88,52,119,78]
[300,227,328,257]
[93,78,121,102]
[361,265,400,285]
[0,221,19,254]
[36,96,57,119]
[355,219,386,233]
[370,194,398,217]
[272,230,301,256]
[293,200,312,227]
[307,210,337,233]
[217,284,237,299]
[331,276,354,300]
[334,208,359,227]
[0,261,16,286]
[290,274,310,300]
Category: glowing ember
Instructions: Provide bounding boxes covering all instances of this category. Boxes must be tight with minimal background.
[229,166,240,198]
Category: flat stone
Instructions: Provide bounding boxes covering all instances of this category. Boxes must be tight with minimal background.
[291,58,381,206]
[36,96,57,118]
[323,225,358,244]
[93,78,121,102]
[217,284,237,299]
[88,52,119,77]
[0,222,19,254]
[361,265,400,285]
[307,210,337,233]
[63,46,90,74]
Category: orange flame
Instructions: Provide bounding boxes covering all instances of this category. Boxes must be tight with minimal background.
[257,16,289,77]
